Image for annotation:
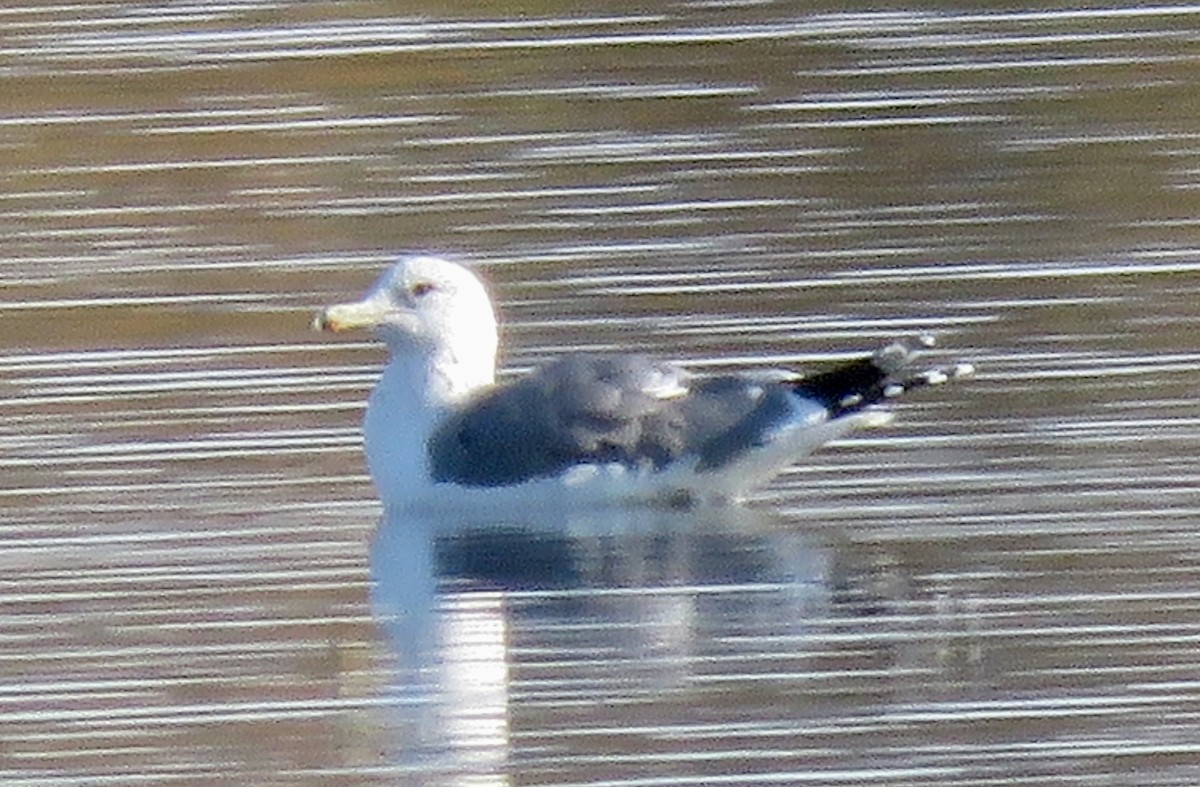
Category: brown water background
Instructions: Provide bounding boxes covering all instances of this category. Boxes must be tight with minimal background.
[4,2,1200,785]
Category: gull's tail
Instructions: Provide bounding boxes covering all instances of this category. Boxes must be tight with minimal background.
[794,335,975,419]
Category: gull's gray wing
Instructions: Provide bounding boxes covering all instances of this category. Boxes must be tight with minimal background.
[427,353,799,487]
[426,340,970,488]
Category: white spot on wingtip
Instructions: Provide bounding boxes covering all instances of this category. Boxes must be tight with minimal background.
[953,362,975,378]
[839,393,863,408]
[923,370,949,386]
[561,465,598,486]
[883,383,905,398]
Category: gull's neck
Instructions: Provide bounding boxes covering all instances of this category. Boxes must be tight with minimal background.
[434,341,498,405]
[377,345,494,412]
[363,343,495,500]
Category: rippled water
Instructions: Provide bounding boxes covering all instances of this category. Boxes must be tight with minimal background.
[4,2,1200,785]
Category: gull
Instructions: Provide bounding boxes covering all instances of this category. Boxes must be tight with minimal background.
[316,254,972,511]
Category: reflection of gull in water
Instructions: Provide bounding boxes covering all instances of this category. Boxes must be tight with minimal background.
[368,512,509,783]
[316,254,971,510]
[368,506,835,783]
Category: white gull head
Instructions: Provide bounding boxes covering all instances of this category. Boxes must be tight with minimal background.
[316,255,499,501]
[316,254,498,405]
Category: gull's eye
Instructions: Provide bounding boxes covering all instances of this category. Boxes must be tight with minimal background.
[410,281,435,298]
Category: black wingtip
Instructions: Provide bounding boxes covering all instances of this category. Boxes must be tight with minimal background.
[794,336,973,418]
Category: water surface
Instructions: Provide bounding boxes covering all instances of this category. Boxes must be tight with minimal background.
[3,2,1200,785]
